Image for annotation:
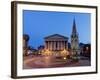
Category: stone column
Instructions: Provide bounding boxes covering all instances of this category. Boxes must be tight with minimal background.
[50,41,52,51]
[50,41,51,50]
[57,41,59,50]
[49,41,51,50]
[45,41,47,49]
[54,41,55,51]
[55,41,56,50]
[59,41,61,50]
[56,41,58,50]
[52,41,53,51]
[50,41,52,50]
[48,41,50,49]
[60,41,62,50]
[62,41,64,50]
[58,41,59,50]
[52,41,54,51]
[53,41,54,50]
[58,41,60,50]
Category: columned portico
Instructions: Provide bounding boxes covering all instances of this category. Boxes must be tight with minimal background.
[45,41,68,51]
[43,34,69,56]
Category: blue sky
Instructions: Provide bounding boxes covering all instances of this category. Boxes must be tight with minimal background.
[23,10,91,49]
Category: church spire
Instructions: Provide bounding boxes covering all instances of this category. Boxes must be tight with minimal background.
[71,18,80,56]
[72,19,77,35]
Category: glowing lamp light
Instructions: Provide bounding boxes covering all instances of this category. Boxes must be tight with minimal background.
[61,49,68,56]
[86,47,89,50]
[38,52,41,54]
[63,57,66,60]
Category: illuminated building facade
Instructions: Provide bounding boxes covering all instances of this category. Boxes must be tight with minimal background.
[43,34,69,56]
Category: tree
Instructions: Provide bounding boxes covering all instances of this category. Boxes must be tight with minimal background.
[23,34,29,41]
[23,34,29,56]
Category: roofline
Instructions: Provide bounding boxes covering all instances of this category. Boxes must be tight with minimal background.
[44,34,68,39]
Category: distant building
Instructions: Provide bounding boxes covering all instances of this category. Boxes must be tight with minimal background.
[27,46,38,55]
[43,34,69,56]
[79,43,85,55]
[81,44,91,59]
[38,45,45,55]
[71,19,80,56]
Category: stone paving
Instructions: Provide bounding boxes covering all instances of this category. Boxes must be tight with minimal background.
[23,55,91,69]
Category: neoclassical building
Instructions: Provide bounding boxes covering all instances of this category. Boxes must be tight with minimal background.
[42,19,80,57]
[23,19,80,57]
[43,34,69,56]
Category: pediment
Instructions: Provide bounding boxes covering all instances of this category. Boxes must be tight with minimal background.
[44,34,68,40]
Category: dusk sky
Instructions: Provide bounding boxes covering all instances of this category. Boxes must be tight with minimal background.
[23,10,91,49]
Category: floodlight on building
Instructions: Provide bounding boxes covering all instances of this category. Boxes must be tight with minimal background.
[61,49,68,56]
[44,49,51,56]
